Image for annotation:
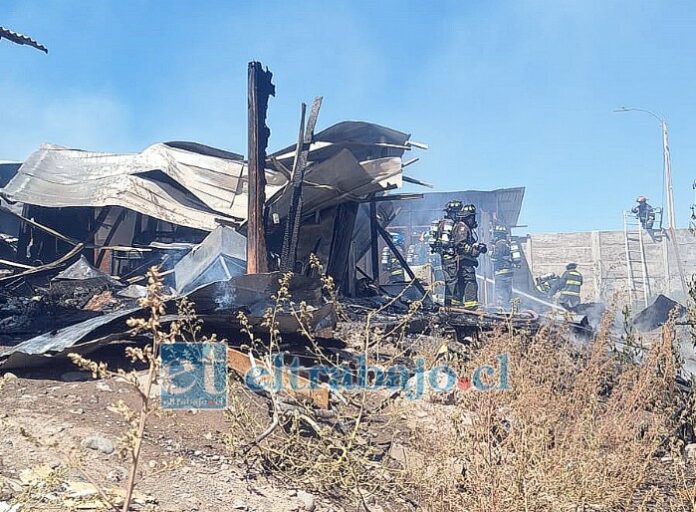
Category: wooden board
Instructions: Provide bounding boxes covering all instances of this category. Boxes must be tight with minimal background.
[227,347,329,409]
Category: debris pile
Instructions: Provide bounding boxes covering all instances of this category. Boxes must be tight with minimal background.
[0,106,606,372]
[0,118,425,367]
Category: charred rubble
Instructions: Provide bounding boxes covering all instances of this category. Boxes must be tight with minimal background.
[0,65,594,371]
[0,120,592,371]
[0,118,431,366]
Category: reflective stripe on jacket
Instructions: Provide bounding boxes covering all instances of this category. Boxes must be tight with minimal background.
[381,246,404,276]
[559,269,583,297]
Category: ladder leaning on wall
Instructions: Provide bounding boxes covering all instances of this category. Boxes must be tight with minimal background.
[623,210,651,308]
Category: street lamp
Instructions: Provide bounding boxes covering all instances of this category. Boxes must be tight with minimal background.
[613,106,675,230]
[615,106,689,299]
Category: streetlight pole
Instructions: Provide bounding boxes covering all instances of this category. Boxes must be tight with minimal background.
[613,106,675,230]
[661,119,677,230]
[615,106,687,298]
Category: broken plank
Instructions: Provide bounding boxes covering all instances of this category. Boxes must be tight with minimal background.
[0,258,35,270]
[227,347,329,409]
[280,96,323,272]
[0,243,84,284]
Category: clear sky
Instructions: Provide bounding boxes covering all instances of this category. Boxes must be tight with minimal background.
[2,1,696,234]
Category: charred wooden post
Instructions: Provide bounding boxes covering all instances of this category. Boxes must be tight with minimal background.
[347,241,356,297]
[280,97,323,272]
[376,223,428,298]
[369,198,380,283]
[327,201,359,289]
[246,61,275,274]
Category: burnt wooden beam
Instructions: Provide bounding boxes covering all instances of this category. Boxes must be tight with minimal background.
[356,193,424,203]
[356,265,393,297]
[402,175,434,188]
[0,243,84,286]
[0,205,79,246]
[247,61,275,274]
[376,223,428,298]
[327,201,358,285]
[279,103,306,271]
[85,206,112,240]
[369,198,380,283]
[95,208,127,268]
[347,241,356,297]
[280,96,323,272]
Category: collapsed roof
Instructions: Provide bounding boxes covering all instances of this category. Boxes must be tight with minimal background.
[1,121,411,232]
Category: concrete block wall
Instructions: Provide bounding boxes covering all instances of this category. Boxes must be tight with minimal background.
[523,228,696,306]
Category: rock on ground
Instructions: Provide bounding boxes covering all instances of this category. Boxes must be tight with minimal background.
[297,490,315,511]
[81,435,114,455]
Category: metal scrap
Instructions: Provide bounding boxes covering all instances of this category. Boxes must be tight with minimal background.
[0,26,48,53]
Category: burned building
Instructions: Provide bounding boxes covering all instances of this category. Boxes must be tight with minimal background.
[0,121,422,291]
[0,118,432,365]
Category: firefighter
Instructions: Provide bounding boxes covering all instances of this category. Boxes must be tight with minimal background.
[430,201,487,308]
[551,263,583,310]
[631,196,655,230]
[381,232,405,283]
[491,224,514,310]
[407,231,431,267]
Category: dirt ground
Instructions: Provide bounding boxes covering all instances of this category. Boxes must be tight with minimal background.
[0,349,336,512]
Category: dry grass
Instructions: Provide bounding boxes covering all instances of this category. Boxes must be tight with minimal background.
[222,263,696,511]
[225,267,423,510]
[405,315,694,511]
[3,263,696,511]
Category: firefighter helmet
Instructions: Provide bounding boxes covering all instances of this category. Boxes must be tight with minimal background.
[493,224,509,239]
[444,200,463,214]
[566,262,578,270]
[460,204,477,218]
[390,232,405,247]
[636,196,647,203]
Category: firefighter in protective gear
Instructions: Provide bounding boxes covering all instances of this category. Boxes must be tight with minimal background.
[431,201,486,309]
[491,224,514,310]
[407,231,431,266]
[632,196,655,230]
[551,263,583,310]
[381,232,405,283]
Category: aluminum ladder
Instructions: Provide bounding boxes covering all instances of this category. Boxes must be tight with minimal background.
[623,210,651,308]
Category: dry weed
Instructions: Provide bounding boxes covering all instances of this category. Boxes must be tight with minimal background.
[406,312,692,511]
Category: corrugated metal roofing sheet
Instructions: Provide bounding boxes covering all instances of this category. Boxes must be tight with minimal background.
[0,26,47,53]
[0,121,409,232]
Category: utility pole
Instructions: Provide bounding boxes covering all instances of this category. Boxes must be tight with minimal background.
[246,61,275,274]
[662,118,688,296]
[614,107,676,229]
[662,119,677,230]
[615,106,687,297]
